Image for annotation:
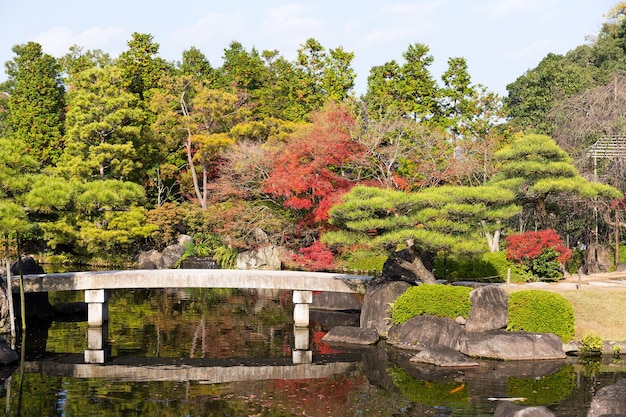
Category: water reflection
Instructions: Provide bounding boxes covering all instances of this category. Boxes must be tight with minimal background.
[0,288,624,416]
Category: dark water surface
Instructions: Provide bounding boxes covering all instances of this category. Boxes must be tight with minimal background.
[1,288,624,416]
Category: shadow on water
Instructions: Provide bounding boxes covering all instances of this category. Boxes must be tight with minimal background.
[0,288,624,416]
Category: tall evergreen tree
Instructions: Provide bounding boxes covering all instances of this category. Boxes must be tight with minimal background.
[4,42,65,166]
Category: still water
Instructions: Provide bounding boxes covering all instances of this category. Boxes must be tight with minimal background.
[1,288,624,416]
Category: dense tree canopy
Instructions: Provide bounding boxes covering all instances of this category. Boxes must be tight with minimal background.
[1,6,625,271]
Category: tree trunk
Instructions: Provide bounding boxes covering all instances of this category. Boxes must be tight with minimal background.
[389,240,437,284]
[482,220,501,252]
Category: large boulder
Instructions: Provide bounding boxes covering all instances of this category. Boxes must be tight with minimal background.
[494,402,555,417]
[387,315,463,351]
[236,245,285,270]
[583,243,612,274]
[10,257,54,324]
[0,286,11,334]
[156,244,186,269]
[587,378,626,417]
[458,331,566,360]
[465,285,508,333]
[360,281,411,337]
[409,344,479,368]
[322,326,379,345]
[137,249,161,269]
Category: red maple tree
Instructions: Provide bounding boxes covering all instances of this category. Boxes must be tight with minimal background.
[263,103,366,226]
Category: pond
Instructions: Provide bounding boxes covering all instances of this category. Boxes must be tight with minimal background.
[1,288,624,416]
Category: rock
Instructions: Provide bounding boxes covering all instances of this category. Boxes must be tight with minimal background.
[0,337,18,365]
[360,281,411,337]
[458,331,566,360]
[157,244,186,269]
[10,257,54,324]
[311,292,361,311]
[177,234,194,246]
[0,286,11,334]
[465,285,508,332]
[236,245,285,270]
[180,257,219,269]
[387,315,462,351]
[583,243,612,274]
[494,402,555,417]
[137,249,161,269]
[322,326,379,345]
[409,345,479,367]
[587,378,626,417]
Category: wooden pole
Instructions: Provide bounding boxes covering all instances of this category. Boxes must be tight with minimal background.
[16,235,26,332]
[4,235,16,342]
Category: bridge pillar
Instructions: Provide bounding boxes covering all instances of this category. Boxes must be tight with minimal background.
[84,289,110,364]
[85,289,110,326]
[292,290,312,364]
[292,290,312,327]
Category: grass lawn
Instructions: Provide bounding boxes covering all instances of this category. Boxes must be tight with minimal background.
[508,286,626,342]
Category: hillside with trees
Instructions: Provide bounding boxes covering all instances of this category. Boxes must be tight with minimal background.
[1,4,625,281]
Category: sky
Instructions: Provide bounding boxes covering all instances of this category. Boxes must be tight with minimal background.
[0,0,618,97]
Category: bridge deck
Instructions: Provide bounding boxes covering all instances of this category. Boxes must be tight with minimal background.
[12,269,372,294]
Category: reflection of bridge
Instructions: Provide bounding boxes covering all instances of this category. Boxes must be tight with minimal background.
[24,353,362,383]
[12,269,371,364]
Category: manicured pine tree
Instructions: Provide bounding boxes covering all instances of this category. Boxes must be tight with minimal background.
[323,184,519,283]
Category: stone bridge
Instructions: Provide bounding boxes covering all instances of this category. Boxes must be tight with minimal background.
[11,269,372,363]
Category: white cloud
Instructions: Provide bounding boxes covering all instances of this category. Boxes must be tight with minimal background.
[34,26,127,57]
[167,12,248,64]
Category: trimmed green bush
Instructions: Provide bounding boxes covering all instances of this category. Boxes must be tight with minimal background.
[391,284,472,324]
[344,249,387,274]
[507,290,575,343]
[434,251,534,283]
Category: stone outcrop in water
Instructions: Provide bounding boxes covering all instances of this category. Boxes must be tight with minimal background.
[494,402,556,417]
[458,330,566,360]
[388,315,463,351]
[587,378,626,417]
[359,281,411,338]
[321,326,379,345]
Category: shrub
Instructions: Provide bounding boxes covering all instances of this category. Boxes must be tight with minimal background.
[580,333,602,353]
[434,251,534,283]
[391,284,472,325]
[505,229,572,280]
[507,290,575,343]
[287,241,336,271]
[344,249,387,274]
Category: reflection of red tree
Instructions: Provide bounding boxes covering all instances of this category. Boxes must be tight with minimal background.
[311,331,343,355]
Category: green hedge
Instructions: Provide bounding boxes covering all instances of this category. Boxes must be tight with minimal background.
[507,290,575,343]
[343,249,387,274]
[434,251,534,283]
[391,284,472,325]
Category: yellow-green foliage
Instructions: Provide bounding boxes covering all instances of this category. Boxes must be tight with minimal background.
[507,290,575,343]
[344,249,387,274]
[391,284,472,324]
[434,251,534,283]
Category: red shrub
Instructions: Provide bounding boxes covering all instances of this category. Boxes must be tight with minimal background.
[505,229,572,264]
[289,241,336,271]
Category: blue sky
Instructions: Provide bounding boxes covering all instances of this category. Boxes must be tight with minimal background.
[0,0,617,96]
